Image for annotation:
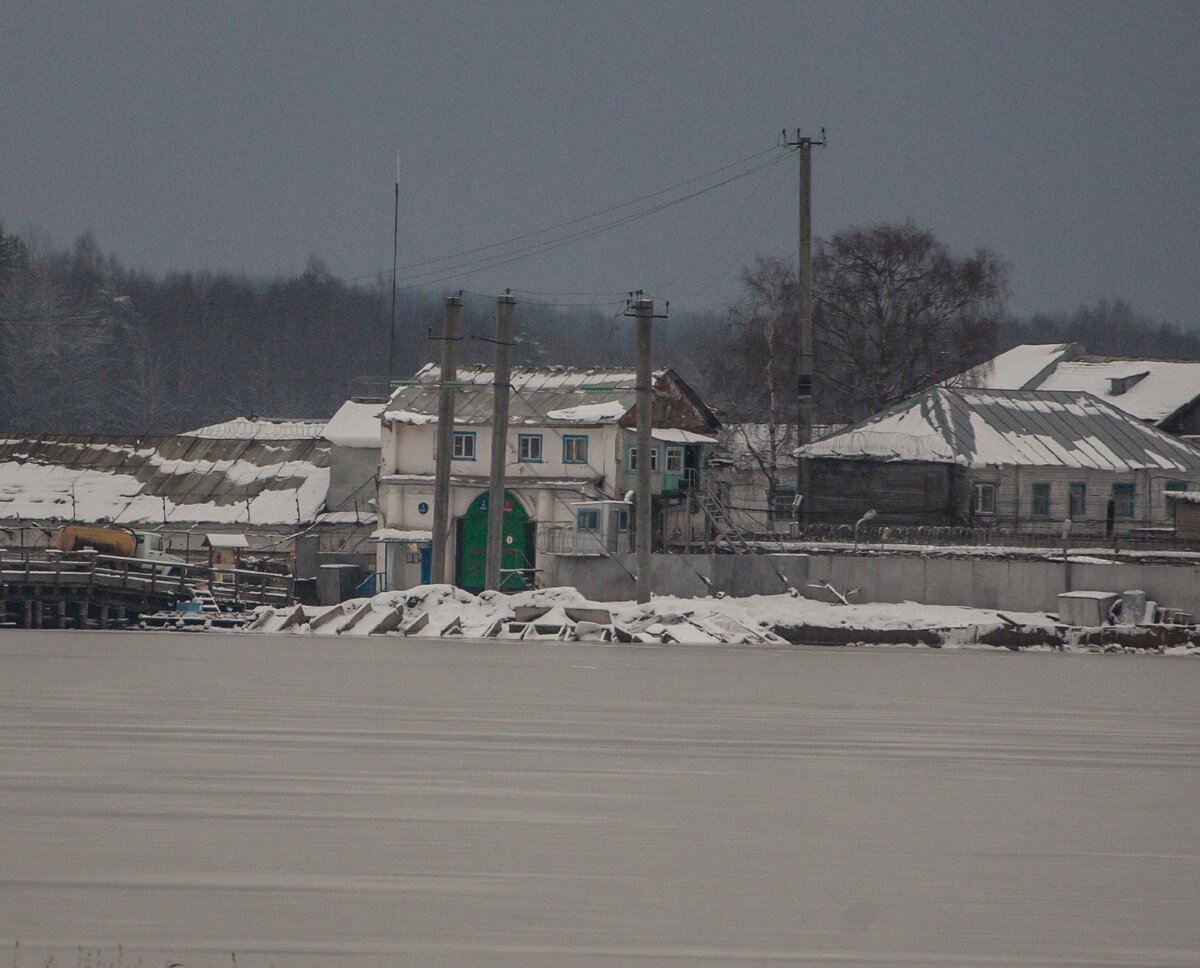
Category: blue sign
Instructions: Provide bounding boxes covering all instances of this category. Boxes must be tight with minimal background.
[418,501,429,514]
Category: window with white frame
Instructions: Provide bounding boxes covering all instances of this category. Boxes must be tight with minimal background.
[452,431,476,460]
[665,446,683,474]
[627,446,658,472]
[517,433,543,463]
[973,482,996,515]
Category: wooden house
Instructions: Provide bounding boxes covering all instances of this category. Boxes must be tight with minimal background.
[795,387,1200,536]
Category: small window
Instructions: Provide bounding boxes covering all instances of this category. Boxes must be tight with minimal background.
[563,434,588,464]
[615,509,629,532]
[517,433,543,463]
[577,508,601,532]
[665,446,683,474]
[452,431,476,460]
[1112,482,1135,518]
[1031,482,1050,518]
[974,482,996,515]
[774,486,797,517]
[627,446,658,472]
[1069,482,1086,517]
[1165,480,1188,492]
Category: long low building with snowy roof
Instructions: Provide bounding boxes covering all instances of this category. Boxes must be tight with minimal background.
[795,386,1200,534]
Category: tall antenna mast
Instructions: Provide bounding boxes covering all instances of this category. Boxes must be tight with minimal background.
[387,150,400,387]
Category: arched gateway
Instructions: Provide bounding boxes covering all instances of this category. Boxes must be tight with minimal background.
[455,490,535,593]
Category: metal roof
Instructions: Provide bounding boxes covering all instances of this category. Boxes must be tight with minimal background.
[384,364,660,427]
[796,388,1200,472]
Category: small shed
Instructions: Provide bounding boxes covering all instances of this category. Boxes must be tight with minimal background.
[1165,491,1200,541]
[203,533,250,570]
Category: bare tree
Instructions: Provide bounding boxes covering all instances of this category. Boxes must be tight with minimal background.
[814,222,1007,420]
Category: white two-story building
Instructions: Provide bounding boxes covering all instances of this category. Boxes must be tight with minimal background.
[375,363,720,592]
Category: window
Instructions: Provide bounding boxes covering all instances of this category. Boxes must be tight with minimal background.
[576,508,601,532]
[517,433,543,463]
[1031,482,1051,518]
[1069,482,1086,517]
[665,446,684,474]
[973,482,996,515]
[615,508,629,532]
[1165,480,1188,493]
[563,434,589,464]
[774,486,797,519]
[1112,483,1135,518]
[627,446,658,472]
[452,431,476,460]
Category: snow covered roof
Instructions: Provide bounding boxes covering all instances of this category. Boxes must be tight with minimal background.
[650,429,717,444]
[951,344,1200,425]
[796,387,1200,472]
[183,416,328,439]
[1164,491,1200,504]
[322,398,385,448]
[383,363,718,431]
[370,528,433,543]
[714,422,844,470]
[952,343,1081,390]
[203,533,250,549]
[0,435,335,526]
[1035,358,1200,423]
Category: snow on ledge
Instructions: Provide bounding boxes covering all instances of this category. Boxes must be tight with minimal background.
[371,528,433,542]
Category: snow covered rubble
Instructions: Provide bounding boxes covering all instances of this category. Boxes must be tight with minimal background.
[242,584,1078,648]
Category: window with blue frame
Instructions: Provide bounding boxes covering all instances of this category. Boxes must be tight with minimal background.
[452,431,476,460]
[517,433,543,463]
[627,446,658,472]
[1112,482,1135,517]
[577,508,601,532]
[562,434,588,464]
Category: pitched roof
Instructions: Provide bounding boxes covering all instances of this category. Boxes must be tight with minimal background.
[952,344,1200,424]
[0,435,333,525]
[322,398,385,448]
[1035,358,1200,423]
[953,343,1081,390]
[183,416,328,439]
[796,387,1200,472]
[383,363,681,427]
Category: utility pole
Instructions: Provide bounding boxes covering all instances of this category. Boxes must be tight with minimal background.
[629,295,656,604]
[784,127,825,527]
[387,151,400,387]
[484,291,516,592]
[430,293,462,584]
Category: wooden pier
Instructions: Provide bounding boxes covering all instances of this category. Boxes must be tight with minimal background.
[0,551,293,629]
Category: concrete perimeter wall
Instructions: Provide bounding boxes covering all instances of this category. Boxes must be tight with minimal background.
[551,554,809,603]
[806,553,1200,617]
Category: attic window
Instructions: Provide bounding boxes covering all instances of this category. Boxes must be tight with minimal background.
[1109,371,1149,396]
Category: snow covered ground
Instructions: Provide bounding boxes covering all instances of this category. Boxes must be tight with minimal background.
[2,631,1197,967]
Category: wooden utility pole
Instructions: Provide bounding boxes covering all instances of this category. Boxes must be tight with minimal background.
[484,291,516,592]
[632,297,654,604]
[430,293,462,584]
[784,127,825,526]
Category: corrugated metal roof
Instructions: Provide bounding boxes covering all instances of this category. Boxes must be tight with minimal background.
[385,364,662,427]
[183,416,329,439]
[796,388,1200,472]
[0,435,333,525]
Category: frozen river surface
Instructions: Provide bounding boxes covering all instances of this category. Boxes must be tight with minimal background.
[1,632,1198,968]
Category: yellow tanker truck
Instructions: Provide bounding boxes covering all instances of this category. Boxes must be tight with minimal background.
[54,524,187,573]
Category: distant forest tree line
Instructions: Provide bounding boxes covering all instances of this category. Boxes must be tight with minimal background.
[0,221,1196,435]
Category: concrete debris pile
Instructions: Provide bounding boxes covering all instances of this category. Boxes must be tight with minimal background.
[243,585,787,645]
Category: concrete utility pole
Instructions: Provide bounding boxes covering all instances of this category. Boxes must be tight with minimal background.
[484,291,516,592]
[430,293,462,584]
[632,297,654,604]
[784,127,825,526]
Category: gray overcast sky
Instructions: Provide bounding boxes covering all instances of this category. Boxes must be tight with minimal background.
[2,1,1197,321]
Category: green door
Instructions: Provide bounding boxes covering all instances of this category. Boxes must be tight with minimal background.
[457,490,532,593]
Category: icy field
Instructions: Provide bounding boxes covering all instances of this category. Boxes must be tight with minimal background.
[1,632,1198,967]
